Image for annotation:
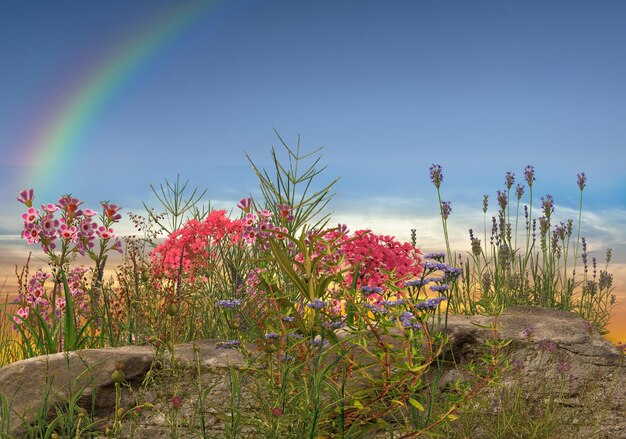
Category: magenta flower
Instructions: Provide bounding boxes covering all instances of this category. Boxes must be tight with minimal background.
[237,197,253,213]
[277,204,293,221]
[101,202,122,222]
[17,189,34,208]
[22,207,40,224]
[57,195,83,219]
[112,238,123,253]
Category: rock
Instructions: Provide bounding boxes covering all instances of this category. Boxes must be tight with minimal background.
[0,306,623,438]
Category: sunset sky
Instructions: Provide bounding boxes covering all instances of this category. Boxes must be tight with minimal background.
[1,1,625,340]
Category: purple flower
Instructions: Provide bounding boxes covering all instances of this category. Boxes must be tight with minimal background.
[424,252,446,261]
[216,299,242,308]
[264,332,280,340]
[440,201,452,220]
[522,325,535,339]
[306,299,328,310]
[524,165,536,187]
[541,195,554,219]
[404,279,427,288]
[496,190,507,211]
[505,172,515,190]
[577,172,586,191]
[429,285,449,293]
[399,311,422,329]
[382,299,405,307]
[415,296,448,311]
[282,316,295,322]
[515,184,524,200]
[429,164,443,189]
[216,340,240,349]
[361,285,383,295]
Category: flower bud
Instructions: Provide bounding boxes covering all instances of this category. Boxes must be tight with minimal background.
[111,368,126,384]
[167,302,178,316]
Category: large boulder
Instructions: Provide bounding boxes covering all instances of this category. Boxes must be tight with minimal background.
[0,306,623,438]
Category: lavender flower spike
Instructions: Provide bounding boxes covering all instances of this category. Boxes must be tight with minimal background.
[429,164,443,189]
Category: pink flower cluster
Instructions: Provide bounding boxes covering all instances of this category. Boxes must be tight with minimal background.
[238,197,291,249]
[150,210,244,280]
[13,267,91,327]
[340,230,422,290]
[17,189,123,261]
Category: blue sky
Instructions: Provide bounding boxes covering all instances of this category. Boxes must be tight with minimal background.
[1,1,625,334]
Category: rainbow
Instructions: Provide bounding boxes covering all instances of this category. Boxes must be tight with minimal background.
[17,1,219,199]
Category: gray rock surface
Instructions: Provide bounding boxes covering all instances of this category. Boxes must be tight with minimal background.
[0,306,623,438]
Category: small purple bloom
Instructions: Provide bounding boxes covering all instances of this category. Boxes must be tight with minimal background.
[399,311,422,329]
[216,340,240,349]
[216,299,242,308]
[282,316,295,322]
[404,279,427,288]
[515,183,524,200]
[429,285,449,293]
[360,285,383,295]
[306,298,328,310]
[424,252,446,261]
[415,296,448,311]
[264,332,280,340]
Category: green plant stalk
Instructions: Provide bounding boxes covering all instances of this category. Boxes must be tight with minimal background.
[436,187,452,264]
[573,187,584,276]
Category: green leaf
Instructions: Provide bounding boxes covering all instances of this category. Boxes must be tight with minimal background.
[408,398,424,411]
[268,238,307,298]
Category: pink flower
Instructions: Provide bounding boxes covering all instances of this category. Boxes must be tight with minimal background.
[41,214,60,235]
[41,203,59,214]
[17,307,29,320]
[237,197,253,213]
[277,204,293,221]
[22,223,42,244]
[57,195,83,218]
[101,202,122,222]
[59,224,78,242]
[78,218,97,237]
[172,396,183,409]
[97,226,116,240]
[22,207,40,224]
[244,213,257,227]
[112,238,123,253]
[17,189,34,208]
[83,209,97,217]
